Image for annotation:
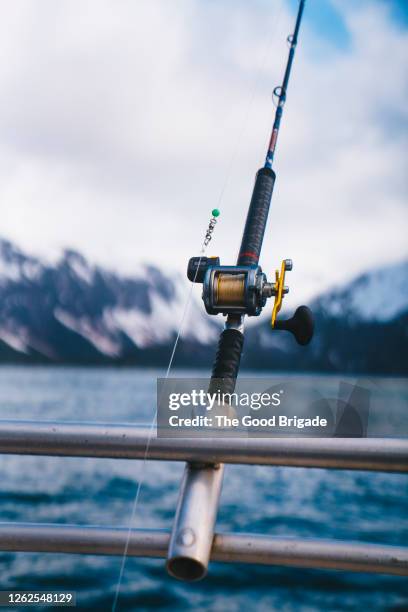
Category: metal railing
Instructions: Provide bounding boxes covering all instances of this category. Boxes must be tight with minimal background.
[0,419,407,579]
[0,420,407,471]
[0,523,407,576]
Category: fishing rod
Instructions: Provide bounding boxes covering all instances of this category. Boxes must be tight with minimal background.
[187,0,312,366]
[167,0,313,581]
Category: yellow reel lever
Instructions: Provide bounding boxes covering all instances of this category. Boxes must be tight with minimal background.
[271,259,292,327]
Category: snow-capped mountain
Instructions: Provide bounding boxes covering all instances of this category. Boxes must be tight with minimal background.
[246,260,408,374]
[0,238,406,374]
[314,260,408,323]
[0,238,217,364]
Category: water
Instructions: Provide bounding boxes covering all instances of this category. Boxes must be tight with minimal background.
[0,367,407,611]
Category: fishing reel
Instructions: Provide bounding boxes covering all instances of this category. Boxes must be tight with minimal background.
[187,256,313,345]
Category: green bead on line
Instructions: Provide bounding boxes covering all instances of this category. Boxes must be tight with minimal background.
[212,208,220,217]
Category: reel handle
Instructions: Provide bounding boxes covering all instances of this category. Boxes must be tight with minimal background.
[274,305,314,345]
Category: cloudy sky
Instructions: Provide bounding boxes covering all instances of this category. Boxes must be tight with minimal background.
[1,0,407,306]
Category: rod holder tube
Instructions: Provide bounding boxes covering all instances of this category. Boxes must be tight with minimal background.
[166,462,224,581]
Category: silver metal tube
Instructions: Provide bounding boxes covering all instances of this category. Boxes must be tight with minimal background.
[166,463,224,581]
[0,420,406,472]
[0,523,406,576]
[0,522,167,558]
[212,532,408,575]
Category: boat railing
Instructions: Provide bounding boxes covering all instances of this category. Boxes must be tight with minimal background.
[0,419,407,578]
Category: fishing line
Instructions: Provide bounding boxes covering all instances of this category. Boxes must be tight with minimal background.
[111,220,217,612]
[111,4,285,609]
[212,0,285,221]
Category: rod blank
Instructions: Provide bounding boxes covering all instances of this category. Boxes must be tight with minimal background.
[0,523,406,576]
[0,420,406,472]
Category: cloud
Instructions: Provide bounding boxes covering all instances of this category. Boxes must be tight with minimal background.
[0,0,407,306]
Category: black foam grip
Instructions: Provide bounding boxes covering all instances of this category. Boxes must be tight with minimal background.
[208,329,244,396]
[238,167,275,266]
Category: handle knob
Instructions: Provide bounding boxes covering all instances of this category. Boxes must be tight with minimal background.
[274,305,314,345]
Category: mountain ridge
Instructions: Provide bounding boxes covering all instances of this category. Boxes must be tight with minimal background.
[0,238,406,374]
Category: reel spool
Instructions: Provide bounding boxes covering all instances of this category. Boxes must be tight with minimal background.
[215,273,246,307]
[203,265,268,316]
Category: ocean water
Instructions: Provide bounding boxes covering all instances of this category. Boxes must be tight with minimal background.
[0,367,407,612]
